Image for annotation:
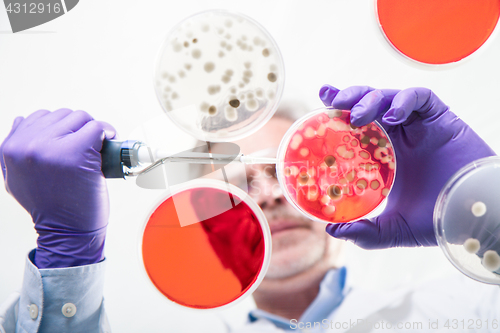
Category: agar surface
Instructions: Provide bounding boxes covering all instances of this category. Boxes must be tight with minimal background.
[142,187,265,309]
[281,110,395,223]
[155,11,283,139]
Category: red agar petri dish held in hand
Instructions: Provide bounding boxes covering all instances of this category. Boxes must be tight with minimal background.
[376,0,500,65]
[277,108,396,223]
[141,180,271,310]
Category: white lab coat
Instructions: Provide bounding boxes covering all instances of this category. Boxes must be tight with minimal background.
[2,251,499,333]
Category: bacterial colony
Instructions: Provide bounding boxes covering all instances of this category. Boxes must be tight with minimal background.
[280,109,396,223]
[463,201,500,272]
[155,11,283,141]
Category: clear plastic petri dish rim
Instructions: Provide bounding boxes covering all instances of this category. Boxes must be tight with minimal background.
[434,156,500,285]
[138,178,272,311]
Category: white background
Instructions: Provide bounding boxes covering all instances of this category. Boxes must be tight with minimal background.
[1,1,499,332]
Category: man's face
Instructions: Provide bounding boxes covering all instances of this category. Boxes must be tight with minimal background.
[230,117,340,279]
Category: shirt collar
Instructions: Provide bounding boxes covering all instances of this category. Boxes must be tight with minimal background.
[249,267,347,330]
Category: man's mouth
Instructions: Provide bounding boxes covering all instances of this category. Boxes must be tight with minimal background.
[269,221,310,235]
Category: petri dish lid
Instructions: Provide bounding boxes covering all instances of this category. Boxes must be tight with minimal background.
[375,0,500,66]
[434,156,500,285]
[276,107,396,223]
[140,179,271,310]
[154,10,285,142]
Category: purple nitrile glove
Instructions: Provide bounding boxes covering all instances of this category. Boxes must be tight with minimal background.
[318,85,496,249]
[1,109,116,268]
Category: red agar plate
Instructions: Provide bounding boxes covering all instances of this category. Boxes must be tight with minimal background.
[141,180,271,310]
[277,108,396,223]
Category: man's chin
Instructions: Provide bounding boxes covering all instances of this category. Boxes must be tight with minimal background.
[264,243,325,280]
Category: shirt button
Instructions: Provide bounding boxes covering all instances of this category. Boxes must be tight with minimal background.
[61,303,77,318]
[28,304,38,320]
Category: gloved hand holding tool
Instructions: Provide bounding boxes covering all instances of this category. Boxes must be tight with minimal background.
[1,109,116,268]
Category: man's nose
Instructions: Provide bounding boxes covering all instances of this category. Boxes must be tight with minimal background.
[251,173,284,209]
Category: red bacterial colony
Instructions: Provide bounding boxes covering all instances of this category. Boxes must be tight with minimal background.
[142,186,265,309]
[281,110,395,223]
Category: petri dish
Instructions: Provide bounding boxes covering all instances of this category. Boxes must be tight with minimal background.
[434,156,500,285]
[140,179,271,310]
[154,10,285,142]
[276,107,396,223]
[376,0,500,65]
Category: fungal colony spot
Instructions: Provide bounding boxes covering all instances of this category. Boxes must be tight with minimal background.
[244,70,253,77]
[343,135,350,143]
[307,187,319,201]
[201,24,209,32]
[304,127,315,138]
[300,148,309,157]
[218,51,225,58]
[221,75,231,83]
[184,63,191,70]
[244,62,251,69]
[192,49,202,59]
[226,45,233,51]
[336,145,355,159]
[245,99,259,112]
[360,136,370,145]
[378,138,387,147]
[284,167,291,177]
[267,73,277,82]
[324,155,336,167]
[370,180,380,190]
[483,250,500,272]
[471,201,487,217]
[229,99,240,108]
[359,151,370,159]
[322,205,336,216]
[192,38,198,43]
[356,179,368,190]
[207,85,221,95]
[346,170,357,182]
[225,19,233,28]
[200,102,209,112]
[298,172,309,185]
[327,185,342,200]
[184,41,189,48]
[225,106,237,121]
[171,92,179,100]
[463,238,480,254]
[208,105,217,115]
[172,43,182,52]
[204,62,215,73]
[262,48,270,57]
[290,134,303,150]
[351,140,358,147]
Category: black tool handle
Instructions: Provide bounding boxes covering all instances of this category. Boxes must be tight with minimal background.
[101,140,141,178]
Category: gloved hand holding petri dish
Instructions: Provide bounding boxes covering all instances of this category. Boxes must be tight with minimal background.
[276,107,396,223]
